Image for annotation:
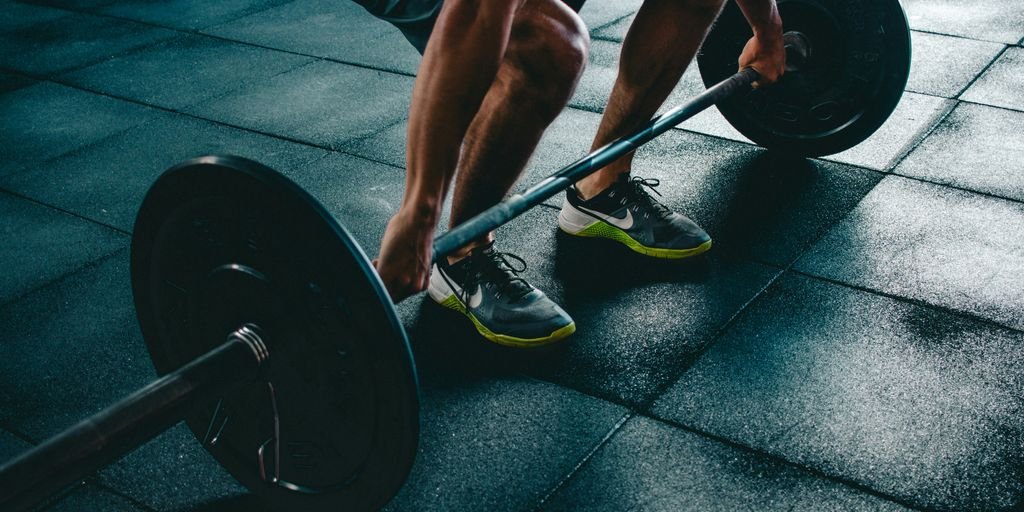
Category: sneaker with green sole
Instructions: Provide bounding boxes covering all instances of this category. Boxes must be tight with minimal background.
[427,243,575,347]
[558,175,712,259]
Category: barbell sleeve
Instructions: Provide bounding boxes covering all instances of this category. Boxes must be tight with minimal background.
[431,67,760,260]
[0,325,268,512]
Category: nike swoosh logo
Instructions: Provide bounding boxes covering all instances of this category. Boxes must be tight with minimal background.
[577,205,634,230]
[441,270,483,308]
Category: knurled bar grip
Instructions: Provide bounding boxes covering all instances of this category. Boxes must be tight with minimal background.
[431,67,761,260]
[0,326,268,512]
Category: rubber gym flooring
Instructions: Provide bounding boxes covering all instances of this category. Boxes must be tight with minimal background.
[0,0,1022,510]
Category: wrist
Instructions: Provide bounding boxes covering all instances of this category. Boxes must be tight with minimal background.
[753,16,783,41]
[398,201,441,229]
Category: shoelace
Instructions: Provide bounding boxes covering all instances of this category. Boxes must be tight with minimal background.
[624,176,674,220]
[463,247,532,303]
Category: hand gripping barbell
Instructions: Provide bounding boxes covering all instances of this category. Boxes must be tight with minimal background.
[0,0,910,510]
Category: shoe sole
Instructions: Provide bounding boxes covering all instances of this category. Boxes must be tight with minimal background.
[435,294,576,347]
[558,203,713,259]
[427,268,576,348]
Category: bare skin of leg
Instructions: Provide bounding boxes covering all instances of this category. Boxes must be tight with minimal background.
[376,0,586,300]
[446,0,589,262]
[574,0,725,199]
[376,0,527,301]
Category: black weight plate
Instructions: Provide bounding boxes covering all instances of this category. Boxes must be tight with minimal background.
[131,155,419,511]
[698,0,911,156]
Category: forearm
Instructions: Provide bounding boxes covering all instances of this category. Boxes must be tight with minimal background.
[402,0,524,223]
[733,0,782,38]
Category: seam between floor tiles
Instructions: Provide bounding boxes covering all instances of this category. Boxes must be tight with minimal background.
[636,266,790,413]
[880,94,959,175]
[4,6,1011,511]
[56,30,322,110]
[907,27,1020,46]
[0,185,132,237]
[39,481,160,512]
[0,423,38,447]
[0,65,392,163]
[532,412,633,511]
[30,4,423,79]
[636,412,929,511]
[83,481,160,512]
[7,71,1022,264]
[12,34,1022,210]
[0,247,129,322]
[24,0,646,80]
[954,44,1012,100]
[957,98,1024,115]
[586,11,637,42]
[632,148,905,419]
[787,268,1024,335]
[16,70,1022,344]
[22,18,183,79]
[54,6,1024,115]
[6,7,1019,331]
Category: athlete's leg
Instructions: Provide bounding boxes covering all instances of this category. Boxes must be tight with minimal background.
[575,0,724,198]
[445,0,589,261]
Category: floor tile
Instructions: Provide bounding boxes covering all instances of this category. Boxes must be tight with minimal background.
[49,486,146,512]
[796,176,1024,330]
[576,0,640,32]
[98,424,247,511]
[0,429,32,461]
[652,273,1024,511]
[350,110,882,267]
[340,120,408,169]
[0,193,126,304]
[568,38,763,146]
[280,151,413,258]
[0,1,69,33]
[16,0,116,9]
[204,0,422,75]
[902,0,1024,44]
[0,68,34,93]
[0,13,175,75]
[570,38,706,115]
[0,251,151,440]
[542,416,911,512]
[403,203,783,408]
[591,13,632,42]
[62,34,313,110]
[0,82,159,176]
[98,0,292,31]
[962,46,1024,111]
[896,103,1024,202]
[1,111,329,232]
[186,60,413,150]
[384,376,627,511]
[906,31,1004,98]
[823,92,953,171]
[627,130,885,266]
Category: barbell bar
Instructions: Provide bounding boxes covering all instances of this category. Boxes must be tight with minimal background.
[0,0,912,508]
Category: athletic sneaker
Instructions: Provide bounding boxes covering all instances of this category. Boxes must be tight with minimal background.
[558,175,712,259]
[427,243,576,347]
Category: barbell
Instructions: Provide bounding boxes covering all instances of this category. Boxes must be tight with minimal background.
[0,0,910,510]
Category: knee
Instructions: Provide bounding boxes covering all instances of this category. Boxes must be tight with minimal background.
[504,4,589,111]
[531,7,589,82]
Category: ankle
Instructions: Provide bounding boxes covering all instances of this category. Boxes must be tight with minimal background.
[446,237,494,265]
[576,172,629,200]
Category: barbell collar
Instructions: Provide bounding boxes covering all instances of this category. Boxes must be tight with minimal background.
[0,325,267,512]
